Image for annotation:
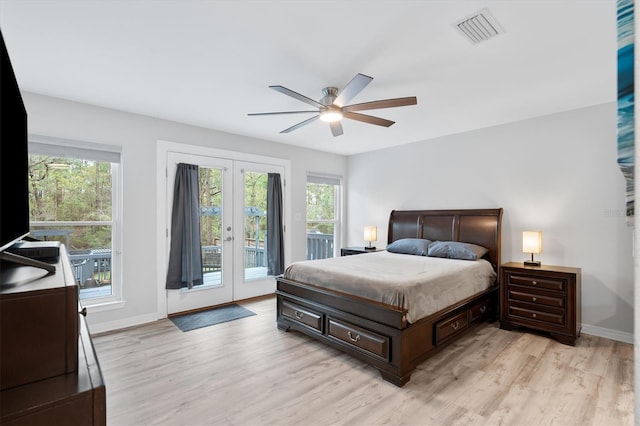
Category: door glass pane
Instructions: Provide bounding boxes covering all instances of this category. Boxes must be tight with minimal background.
[243,171,268,280]
[306,181,336,259]
[200,167,223,287]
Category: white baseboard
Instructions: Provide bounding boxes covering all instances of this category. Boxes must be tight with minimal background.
[87,315,634,345]
[87,312,161,335]
[582,323,633,344]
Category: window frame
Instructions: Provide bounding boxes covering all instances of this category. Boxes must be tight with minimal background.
[306,173,343,258]
[28,134,123,310]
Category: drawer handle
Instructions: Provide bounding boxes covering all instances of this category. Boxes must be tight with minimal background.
[451,320,460,330]
[347,331,361,342]
[532,280,537,286]
[294,310,304,320]
[532,297,537,302]
[532,313,537,318]
[479,306,487,313]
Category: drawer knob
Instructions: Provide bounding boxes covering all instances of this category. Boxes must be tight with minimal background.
[480,306,487,313]
[294,310,304,320]
[532,281,537,285]
[532,297,537,302]
[532,313,537,318]
[347,331,361,342]
[451,320,460,330]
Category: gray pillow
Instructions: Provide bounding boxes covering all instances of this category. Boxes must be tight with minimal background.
[386,238,432,256]
[427,241,488,261]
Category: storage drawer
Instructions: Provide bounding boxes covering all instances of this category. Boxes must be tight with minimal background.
[506,273,565,292]
[508,288,564,308]
[508,304,564,326]
[435,311,468,345]
[327,318,389,361]
[469,298,492,323]
[281,300,323,332]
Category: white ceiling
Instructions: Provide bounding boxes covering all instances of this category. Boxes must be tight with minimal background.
[0,0,616,156]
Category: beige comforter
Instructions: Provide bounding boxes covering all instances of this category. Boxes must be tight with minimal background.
[283,251,497,323]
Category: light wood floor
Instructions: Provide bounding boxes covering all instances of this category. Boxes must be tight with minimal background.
[92,296,633,426]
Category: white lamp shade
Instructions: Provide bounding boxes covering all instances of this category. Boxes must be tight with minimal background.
[364,226,377,243]
[522,231,542,254]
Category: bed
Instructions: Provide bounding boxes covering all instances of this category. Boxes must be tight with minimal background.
[276,208,503,387]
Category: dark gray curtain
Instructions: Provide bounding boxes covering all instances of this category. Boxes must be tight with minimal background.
[267,173,284,276]
[166,163,203,289]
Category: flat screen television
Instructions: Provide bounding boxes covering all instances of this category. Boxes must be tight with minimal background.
[0,29,29,252]
[0,30,54,273]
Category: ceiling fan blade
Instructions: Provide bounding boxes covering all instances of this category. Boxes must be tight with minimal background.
[334,73,373,107]
[342,96,417,112]
[329,121,344,137]
[343,112,395,127]
[248,110,318,116]
[280,115,320,133]
[269,85,325,109]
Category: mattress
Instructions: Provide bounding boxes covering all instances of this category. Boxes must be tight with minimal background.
[283,251,497,323]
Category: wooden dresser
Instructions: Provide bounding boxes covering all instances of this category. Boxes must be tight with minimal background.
[0,245,106,425]
[500,262,581,346]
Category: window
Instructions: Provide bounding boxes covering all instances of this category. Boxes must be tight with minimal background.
[306,174,342,259]
[28,137,121,305]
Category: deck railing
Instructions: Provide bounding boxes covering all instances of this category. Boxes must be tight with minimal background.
[306,233,334,260]
[69,249,112,287]
[68,233,335,287]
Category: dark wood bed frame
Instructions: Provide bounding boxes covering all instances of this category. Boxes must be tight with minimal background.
[276,208,503,387]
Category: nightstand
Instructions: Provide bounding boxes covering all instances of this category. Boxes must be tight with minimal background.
[500,262,581,346]
[340,247,381,256]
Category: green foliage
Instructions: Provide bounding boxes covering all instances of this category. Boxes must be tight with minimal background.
[199,167,222,246]
[28,155,113,250]
[243,172,267,244]
[198,169,269,246]
[306,182,335,234]
[28,156,112,222]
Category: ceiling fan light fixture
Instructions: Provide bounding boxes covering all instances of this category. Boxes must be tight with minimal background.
[320,109,343,123]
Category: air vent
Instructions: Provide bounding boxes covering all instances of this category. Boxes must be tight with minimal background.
[454,8,504,44]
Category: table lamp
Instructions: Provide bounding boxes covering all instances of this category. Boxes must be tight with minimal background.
[364,226,377,250]
[522,231,542,266]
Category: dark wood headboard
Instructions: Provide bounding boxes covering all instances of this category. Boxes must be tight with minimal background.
[388,208,503,271]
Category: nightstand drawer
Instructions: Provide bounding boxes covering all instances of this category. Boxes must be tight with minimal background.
[282,300,323,332]
[507,304,565,325]
[327,318,389,361]
[508,288,565,308]
[506,273,565,292]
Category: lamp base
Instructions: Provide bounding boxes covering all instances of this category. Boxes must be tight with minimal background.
[524,260,541,267]
[364,246,377,251]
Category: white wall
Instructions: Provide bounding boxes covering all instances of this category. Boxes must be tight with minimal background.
[22,92,347,332]
[347,102,633,339]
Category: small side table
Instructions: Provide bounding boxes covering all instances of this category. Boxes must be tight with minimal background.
[340,247,381,256]
[500,262,581,346]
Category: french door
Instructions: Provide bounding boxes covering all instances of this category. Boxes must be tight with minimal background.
[165,152,283,315]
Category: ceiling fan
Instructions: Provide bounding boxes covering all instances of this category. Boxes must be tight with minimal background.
[248,73,417,137]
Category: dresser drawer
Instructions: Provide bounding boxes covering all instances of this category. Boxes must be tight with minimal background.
[327,318,389,361]
[435,311,469,345]
[281,300,323,332]
[506,273,565,292]
[508,288,565,308]
[507,304,565,326]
